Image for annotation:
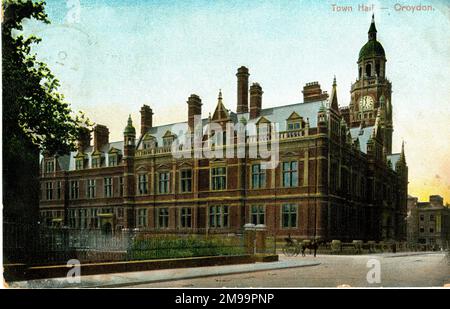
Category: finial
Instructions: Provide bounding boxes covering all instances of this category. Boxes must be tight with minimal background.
[368,13,377,40]
[218,89,222,100]
[128,114,132,125]
[333,75,337,86]
[400,140,406,162]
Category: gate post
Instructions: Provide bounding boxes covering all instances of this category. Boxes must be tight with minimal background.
[243,223,256,255]
[255,224,267,254]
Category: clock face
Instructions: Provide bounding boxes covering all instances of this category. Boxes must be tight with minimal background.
[359,96,374,111]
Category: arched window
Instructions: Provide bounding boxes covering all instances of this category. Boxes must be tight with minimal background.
[375,61,381,76]
[359,67,362,79]
[365,63,372,77]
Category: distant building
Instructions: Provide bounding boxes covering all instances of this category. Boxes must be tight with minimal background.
[39,16,408,241]
[407,195,450,248]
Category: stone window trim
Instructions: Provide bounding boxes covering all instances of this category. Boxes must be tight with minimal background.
[104,177,113,198]
[86,179,96,199]
[251,163,266,190]
[179,168,193,193]
[46,181,54,201]
[281,203,298,229]
[137,208,148,229]
[179,207,193,229]
[208,205,230,229]
[211,166,227,191]
[158,171,171,194]
[157,207,170,229]
[281,160,299,188]
[250,204,266,225]
[137,173,149,195]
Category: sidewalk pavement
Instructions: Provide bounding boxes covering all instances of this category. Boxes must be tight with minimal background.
[9,259,320,289]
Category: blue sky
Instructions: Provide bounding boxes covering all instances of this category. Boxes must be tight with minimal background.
[22,0,450,202]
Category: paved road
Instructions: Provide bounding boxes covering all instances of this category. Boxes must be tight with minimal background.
[128,252,450,288]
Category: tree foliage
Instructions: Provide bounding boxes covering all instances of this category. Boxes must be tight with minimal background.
[3,0,91,155]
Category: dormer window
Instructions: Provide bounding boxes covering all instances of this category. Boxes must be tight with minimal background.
[286,112,303,131]
[74,152,87,170]
[256,116,271,139]
[108,155,117,167]
[287,122,301,131]
[143,134,156,149]
[162,130,176,148]
[45,160,55,173]
[91,150,104,168]
[91,157,101,168]
[108,147,121,167]
[75,158,84,170]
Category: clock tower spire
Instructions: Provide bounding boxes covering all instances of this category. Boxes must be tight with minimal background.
[349,14,393,154]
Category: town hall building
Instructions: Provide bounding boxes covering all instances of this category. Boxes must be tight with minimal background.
[39,16,408,241]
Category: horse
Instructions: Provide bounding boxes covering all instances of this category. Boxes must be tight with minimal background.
[301,239,325,257]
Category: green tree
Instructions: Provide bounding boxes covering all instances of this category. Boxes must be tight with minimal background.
[2,0,91,222]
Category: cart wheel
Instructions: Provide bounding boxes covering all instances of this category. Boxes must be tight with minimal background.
[283,245,296,257]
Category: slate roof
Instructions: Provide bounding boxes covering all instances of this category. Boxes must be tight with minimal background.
[349,126,374,154]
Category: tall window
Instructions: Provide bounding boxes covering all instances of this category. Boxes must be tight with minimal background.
[209,205,229,228]
[78,209,88,229]
[87,179,96,198]
[104,177,113,197]
[282,161,298,187]
[91,156,101,168]
[56,181,62,200]
[75,159,84,170]
[116,207,124,219]
[158,172,170,194]
[70,181,79,199]
[211,167,226,191]
[251,205,265,225]
[282,204,298,228]
[108,155,117,167]
[46,182,53,200]
[138,174,148,195]
[68,209,76,228]
[180,169,192,193]
[137,209,148,228]
[119,177,124,196]
[90,208,99,229]
[45,161,55,173]
[251,164,266,189]
[180,208,192,228]
[158,208,169,228]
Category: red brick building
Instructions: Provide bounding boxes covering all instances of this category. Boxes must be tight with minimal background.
[40,17,408,241]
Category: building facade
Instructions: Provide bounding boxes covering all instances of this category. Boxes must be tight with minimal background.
[39,17,408,241]
[407,195,450,248]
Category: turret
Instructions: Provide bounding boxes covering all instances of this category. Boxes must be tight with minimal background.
[124,115,136,157]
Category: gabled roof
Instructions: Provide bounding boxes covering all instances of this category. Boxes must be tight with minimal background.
[287,111,301,120]
[211,90,230,121]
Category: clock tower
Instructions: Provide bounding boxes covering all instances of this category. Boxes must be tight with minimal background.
[349,14,393,154]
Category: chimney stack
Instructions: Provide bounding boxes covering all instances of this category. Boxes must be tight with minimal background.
[140,105,153,136]
[93,124,109,151]
[236,66,249,113]
[249,83,263,119]
[77,127,91,152]
[187,94,202,132]
[302,81,329,103]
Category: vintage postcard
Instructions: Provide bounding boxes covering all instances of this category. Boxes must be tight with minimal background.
[2,0,449,298]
